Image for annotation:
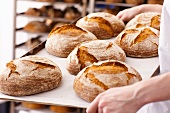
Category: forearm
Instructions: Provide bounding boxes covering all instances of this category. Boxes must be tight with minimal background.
[139,4,162,13]
[133,72,170,106]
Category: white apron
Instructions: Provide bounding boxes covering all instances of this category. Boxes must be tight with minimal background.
[137,0,170,112]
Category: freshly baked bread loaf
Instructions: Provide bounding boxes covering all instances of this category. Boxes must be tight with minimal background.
[101,7,120,15]
[49,105,76,113]
[22,102,46,109]
[25,37,41,49]
[125,0,144,4]
[126,12,161,30]
[25,8,41,16]
[74,60,142,102]
[67,40,126,75]
[0,55,62,96]
[64,0,81,3]
[76,12,125,39]
[105,0,123,3]
[114,27,159,58]
[147,0,164,4]
[24,21,49,33]
[45,24,97,58]
[40,5,63,18]
[36,0,55,2]
[64,6,81,20]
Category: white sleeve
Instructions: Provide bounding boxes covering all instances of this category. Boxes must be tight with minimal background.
[158,0,170,74]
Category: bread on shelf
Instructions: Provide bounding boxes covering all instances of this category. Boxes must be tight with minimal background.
[49,105,76,113]
[40,5,64,18]
[125,0,144,5]
[105,0,123,3]
[25,8,41,16]
[25,37,42,50]
[45,24,97,58]
[0,55,62,96]
[36,0,56,2]
[64,6,81,20]
[73,60,142,102]
[147,0,164,4]
[64,0,81,3]
[114,27,160,58]
[22,102,47,109]
[76,12,125,39]
[67,40,126,75]
[24,21,49,33]
[100,7,120,15]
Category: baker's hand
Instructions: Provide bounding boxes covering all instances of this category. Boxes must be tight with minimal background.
[86,85,143,113]
[116,6,141,22]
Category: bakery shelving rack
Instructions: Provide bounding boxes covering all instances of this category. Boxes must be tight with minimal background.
[13,0,88,59]
[88,0,137,14]
[10,0,88,113]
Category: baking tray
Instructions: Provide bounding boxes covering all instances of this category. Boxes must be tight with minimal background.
[0,38,160,108]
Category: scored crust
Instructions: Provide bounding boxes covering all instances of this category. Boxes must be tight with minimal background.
[0,55,62,96]
[45,24,97,58]
[76,12,125,39]
[114,27,159,58]
[66,40,126,75]
[73,60,142,102]
[126,12,161,30]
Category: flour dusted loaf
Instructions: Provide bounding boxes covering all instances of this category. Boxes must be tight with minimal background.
[0,55,62,96]
[76,12,125,39]
[114,27,159,58]
[74,60,142,102]
[45,24,97,58]
[126,12,161,30]
[67,40,126,75]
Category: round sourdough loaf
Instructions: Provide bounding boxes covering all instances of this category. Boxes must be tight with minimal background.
[67,40,126,75]
[76,12,125,39]
[0,55,62,96]
[73,60,142,102]
[45,24,97,58]
[126,12,161,30]
[114,27,159,58]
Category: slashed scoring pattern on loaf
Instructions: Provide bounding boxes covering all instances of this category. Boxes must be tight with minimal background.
[66,40,126,75]
[115,27,159,57]
[0,55,62,96]
[45,24,97,58]
[73,60,142,102]
[76,12,125,39]
[126,12,161,30]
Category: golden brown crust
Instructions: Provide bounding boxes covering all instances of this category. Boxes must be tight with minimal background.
[25,8,41,16]
[114,27,159,58]
[50,105,76,113]
[126,12,161,30]
[66,40,126,75]
[49,24,86,37]
[105,0,123,3]
[147,0,164,4]
[22,102,46,109]
[76,12,125,39]
[46,24,97,58]
[125,0,144,4]
[0,55,62,96]
[73,60,142,102]
[24,21,49,33]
